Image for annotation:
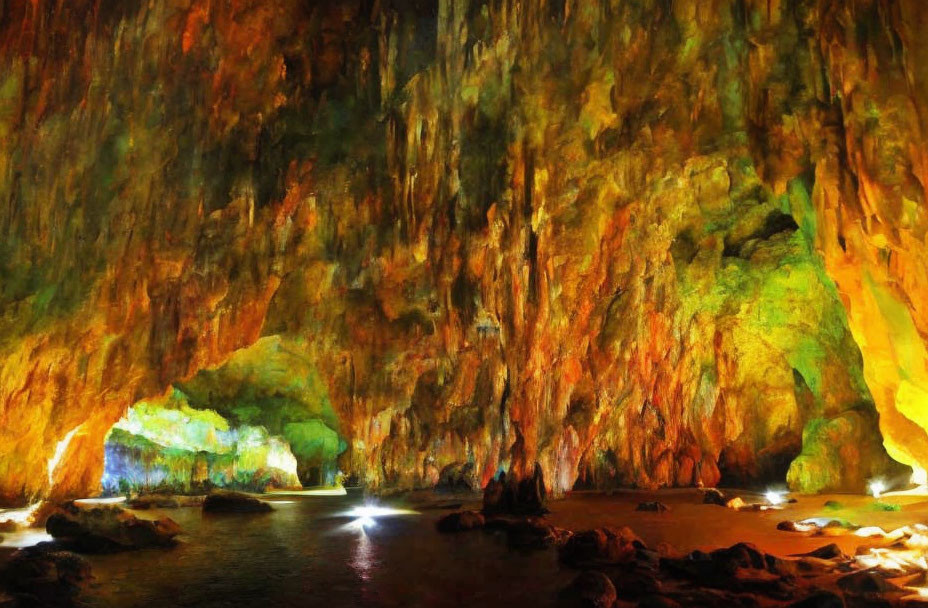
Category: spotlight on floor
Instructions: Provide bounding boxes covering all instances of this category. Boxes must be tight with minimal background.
[341,504,418,532]
[764,489,786,506]
[870,479,887,499]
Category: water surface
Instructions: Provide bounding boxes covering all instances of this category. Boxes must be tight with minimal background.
[81,491,570,608]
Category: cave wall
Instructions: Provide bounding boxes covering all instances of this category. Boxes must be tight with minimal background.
[0,0,925,502]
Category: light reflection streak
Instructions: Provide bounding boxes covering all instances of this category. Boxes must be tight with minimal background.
[0,503,41,526]
[267,487,347,496]
[0,529,54,548]
[352,528,375,581]
[339,505,419,532]
[73,496,127,506]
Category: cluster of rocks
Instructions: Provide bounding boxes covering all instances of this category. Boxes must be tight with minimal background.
[45,501,181,553]
[437,480,923,607]
[0,500,182,607]
[0,545,92,608]
[482,464,548,517]
[557,527,925,607]
[0,490,274,606]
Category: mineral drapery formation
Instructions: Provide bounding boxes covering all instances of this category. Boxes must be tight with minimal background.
[1,0,926,503]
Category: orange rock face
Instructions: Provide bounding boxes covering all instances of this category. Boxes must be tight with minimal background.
[0,0,925,502]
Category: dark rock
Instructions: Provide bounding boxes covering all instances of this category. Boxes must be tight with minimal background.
[703,489,727,506]
[505,518,570,551]
[778,520,820,533]
[660,588,762,608]
[788,592,845,608]
[559,526,645,567]
[0,544,91,607]
[824,500,843,510]
[636,501,669,512]
[558,571,616,608]
[709,542,768,571]
[202,492,272,514]
[436,462,477,491]
[45,502,180,553]
[638,596,682,608]
[435,510,484,533]
[606,566,662,600]
[791,544,846,560]
[837,571,899,595]
[660,542,792,595]
[482,463,548,517]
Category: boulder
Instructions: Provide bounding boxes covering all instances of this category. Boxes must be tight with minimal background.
[724,497,746,510]
[45,502,180,552]
[837,570,899,595]
[482,463,548,517]
[559,571,616,608]
[788,592,845,608]
[559,527,645,567]
[202,492,272,514]
[505,519,571,551]
[702,489,726,506]
[435,510,484,533]
[636,502,669,512]
[790,544,846,560]
[660,542,792,594]
[0,544,91,606]
[436,462,478,492]
[638,596,682,608]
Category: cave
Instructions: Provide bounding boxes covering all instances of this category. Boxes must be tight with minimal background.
[2,0,928,607]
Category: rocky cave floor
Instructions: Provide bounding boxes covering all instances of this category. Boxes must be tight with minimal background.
[3,487,928,607]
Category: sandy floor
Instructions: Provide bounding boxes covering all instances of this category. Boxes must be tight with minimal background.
[536,488,928,558]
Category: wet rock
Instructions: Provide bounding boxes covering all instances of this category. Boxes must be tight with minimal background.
[703,489,727,506]
[725,497,746,510]
[202,492,272,514]
[45,502,180,552]
[636,502,669,512]
[559,527,645,567]
[791,544,846,560]
[824,501,844,510]
[709,543,769,571]
[660,542,793,596]
[482,464,547,517]
[638,596,682,608]
[606,565,663,600]
[837,571,899,595]
[660,588,763,608]
[788,592,845,608]
[0,544,91,606]
[558,571,616,608]
[436,462,478,492]
[435,510,484,533]
[505,519,570,551]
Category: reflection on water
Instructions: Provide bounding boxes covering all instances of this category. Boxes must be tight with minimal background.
[352,530,375,582]
[77,491,570,608]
